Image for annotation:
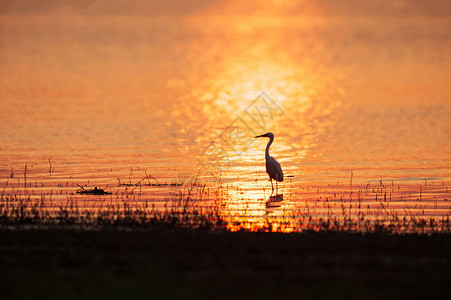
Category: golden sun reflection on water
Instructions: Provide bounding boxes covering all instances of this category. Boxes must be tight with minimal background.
[215,183,298,233]
[187,17,325,188]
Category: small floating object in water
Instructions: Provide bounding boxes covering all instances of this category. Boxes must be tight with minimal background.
[77,186,111,195]
[266,194,284,208]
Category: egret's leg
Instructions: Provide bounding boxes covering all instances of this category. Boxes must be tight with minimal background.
[270,178,274,192]
[276,181,278,195]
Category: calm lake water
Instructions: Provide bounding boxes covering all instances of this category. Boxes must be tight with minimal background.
[1,1,450,231]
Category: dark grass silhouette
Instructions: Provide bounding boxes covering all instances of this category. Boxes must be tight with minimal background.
[1,172,450,298]
[0,229,450,299]
[1,180,450,234]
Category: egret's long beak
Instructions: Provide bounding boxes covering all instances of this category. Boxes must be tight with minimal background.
[254,134,266,138]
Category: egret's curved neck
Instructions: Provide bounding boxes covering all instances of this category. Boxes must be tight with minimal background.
[265,136,274,159]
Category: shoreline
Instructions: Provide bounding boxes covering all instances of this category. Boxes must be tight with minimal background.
[1,228,450,299]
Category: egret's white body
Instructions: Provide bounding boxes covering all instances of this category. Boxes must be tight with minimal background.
[254,132,283,193]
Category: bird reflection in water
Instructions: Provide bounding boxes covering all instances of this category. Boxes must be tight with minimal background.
[266,193,284,210]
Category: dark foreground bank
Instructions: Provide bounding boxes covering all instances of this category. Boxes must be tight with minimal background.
[0,228,449,299]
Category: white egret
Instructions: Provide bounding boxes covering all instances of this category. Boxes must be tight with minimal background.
[254,132,283,194]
